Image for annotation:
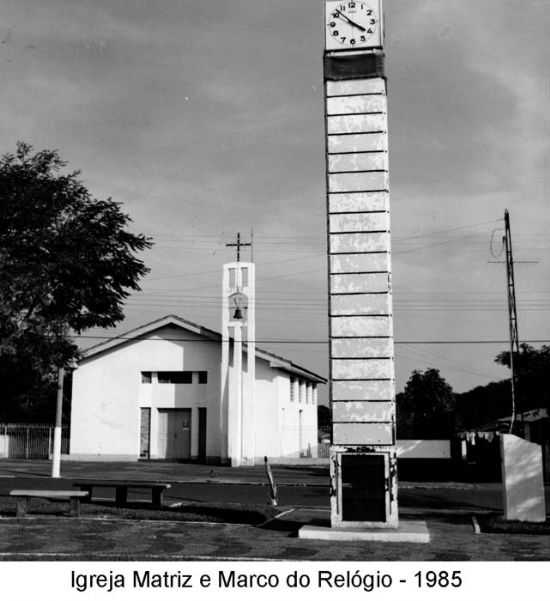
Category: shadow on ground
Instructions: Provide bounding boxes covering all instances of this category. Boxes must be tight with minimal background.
[0,498,278,525]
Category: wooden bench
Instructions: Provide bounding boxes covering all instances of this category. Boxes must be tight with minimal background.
[72,480,171,508]
[9,490,89,517]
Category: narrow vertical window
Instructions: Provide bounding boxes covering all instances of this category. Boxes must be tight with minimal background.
[139,408,151,459]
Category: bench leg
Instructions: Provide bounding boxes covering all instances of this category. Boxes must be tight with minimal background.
[69,497,81,517]
[152,489,163,508]
[115,487,128,506]
[16,498,28,518]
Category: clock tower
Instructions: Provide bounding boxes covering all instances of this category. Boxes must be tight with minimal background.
[324,0,398,529]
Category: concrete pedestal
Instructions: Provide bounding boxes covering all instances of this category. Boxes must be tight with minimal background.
[501,434,546,523]
[299,519,429,543]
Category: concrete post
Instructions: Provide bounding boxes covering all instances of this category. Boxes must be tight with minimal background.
[51,366,64,478]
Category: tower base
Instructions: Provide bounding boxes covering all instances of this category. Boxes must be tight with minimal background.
[298,520,430,543]
[330,447,398,528]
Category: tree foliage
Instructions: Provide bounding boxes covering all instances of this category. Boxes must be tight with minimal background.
[452,344,550,431]
[495,343,550,414]
[396,368,456,438]
[0,142,152,420]
[454,380,511,430]
[317,404,331,431]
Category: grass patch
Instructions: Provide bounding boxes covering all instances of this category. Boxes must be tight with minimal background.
[478,515,550,535]
[0,498,279,525]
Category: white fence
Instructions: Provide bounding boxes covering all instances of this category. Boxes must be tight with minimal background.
[0,424,69,459]
[318,442,330,458]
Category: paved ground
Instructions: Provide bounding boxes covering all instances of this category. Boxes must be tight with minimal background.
[0,459,330,485]
[1,509,549,561]
[0,459,549,560]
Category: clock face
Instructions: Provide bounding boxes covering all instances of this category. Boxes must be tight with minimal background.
[325,0,382,51]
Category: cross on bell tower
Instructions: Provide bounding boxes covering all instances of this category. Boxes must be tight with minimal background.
[225,232,252,262]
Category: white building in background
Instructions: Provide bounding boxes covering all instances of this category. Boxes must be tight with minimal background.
[69,315,324,463]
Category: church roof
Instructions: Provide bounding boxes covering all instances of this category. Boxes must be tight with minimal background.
[80,314,326,384]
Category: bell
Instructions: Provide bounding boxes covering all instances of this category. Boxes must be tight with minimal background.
[233,307,243,320]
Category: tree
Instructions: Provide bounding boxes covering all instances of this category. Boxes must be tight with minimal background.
[0,142,152,420]
[317,404,331,432]
[396,368,456,438]
[495,343,550,414]
[455,380,511,431]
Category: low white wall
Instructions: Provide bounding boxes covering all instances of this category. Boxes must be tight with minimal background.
[397,439,451,459]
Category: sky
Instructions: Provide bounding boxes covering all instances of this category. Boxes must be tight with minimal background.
[1,0,549,397]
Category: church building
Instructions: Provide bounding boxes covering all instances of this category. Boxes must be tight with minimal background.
[69,261,325,464]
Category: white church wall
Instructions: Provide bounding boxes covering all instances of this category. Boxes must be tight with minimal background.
[70,319,323,464]
[253,361,282,460]
[272,374,319,460]
[70,325,222,460]
[283,379,302,458]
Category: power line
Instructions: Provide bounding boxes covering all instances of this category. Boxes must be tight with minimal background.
[399,343,500,380]
[148,218,501,243]
[73,335,550,345]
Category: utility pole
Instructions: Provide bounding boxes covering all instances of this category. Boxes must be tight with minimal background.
[51,365,64,477]
[51,323,67,478]
[503,209,520,435]
[490,211,538,436]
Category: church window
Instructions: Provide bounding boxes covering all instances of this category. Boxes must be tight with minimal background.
[198,371,208,384]
[158,371,193,384]
[290,377,296,402]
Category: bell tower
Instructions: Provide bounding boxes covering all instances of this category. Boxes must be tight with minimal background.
[220,234,256,466]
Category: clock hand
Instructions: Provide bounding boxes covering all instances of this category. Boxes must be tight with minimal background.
[335,9,366,32]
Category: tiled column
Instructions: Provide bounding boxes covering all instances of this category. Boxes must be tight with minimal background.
[326,76,397,528]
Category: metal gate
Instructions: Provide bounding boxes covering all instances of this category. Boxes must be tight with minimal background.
[0,424,70,459]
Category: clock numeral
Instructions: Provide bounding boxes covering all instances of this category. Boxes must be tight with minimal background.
[338,4,345,11]
[332,30,339,36]
[370,18,376,25]
[329,21,336,27]
[360,35,366,42]
[348,1,356,8]
[367,9,373,15]
[350,38,356,45]
[367,27,374,33]
[332,11,339,18]
[340,36,346,43]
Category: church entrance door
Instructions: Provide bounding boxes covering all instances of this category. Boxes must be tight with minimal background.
[157,409,191,459]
